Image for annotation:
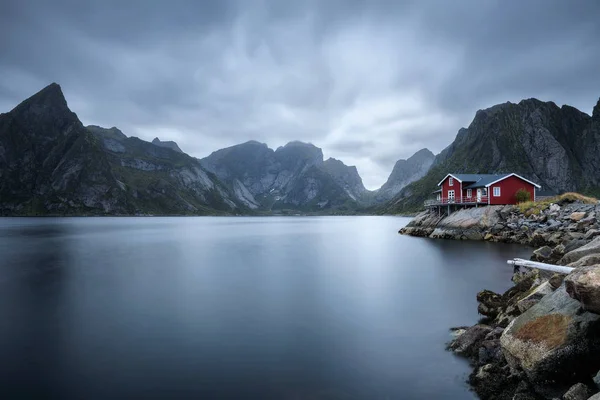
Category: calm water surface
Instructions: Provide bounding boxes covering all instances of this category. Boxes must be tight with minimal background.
[0,217,532,399]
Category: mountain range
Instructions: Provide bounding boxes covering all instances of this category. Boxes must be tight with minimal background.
[1,83,599,215]
[0,84,427,215]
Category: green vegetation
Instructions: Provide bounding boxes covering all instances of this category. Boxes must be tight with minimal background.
[517,192,598,216]
[515,188,532,203]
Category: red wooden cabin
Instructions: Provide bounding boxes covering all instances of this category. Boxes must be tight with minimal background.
[427,173,541,209]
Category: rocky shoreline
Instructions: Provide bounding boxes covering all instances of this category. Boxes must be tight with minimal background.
[401,198,600,399]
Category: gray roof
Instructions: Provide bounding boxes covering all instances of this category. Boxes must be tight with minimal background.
[451,174,503,183]
[463,174,511,189]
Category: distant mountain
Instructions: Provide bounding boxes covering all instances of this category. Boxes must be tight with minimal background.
[321,157,369,202]
[152,137,183,153]
[200,140,364,211]
[0,83,246,215]
[376,148,434,201]
[383,97,600,213]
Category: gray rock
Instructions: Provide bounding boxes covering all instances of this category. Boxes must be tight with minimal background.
[532,246,553,261]
[500,286,600,390]
[564,239,589,254]
[589,394,600,400]
[450,325,492,357]
[547,220,562,231]
[516,281,555,313]
[549,204,561,213]
[478,339,503,365]
[562,237,600,265]
[568,255,600,268]
[565,266,600,314]
[585,230,600,241]
[562,383,592,400]
[578,216,597,230]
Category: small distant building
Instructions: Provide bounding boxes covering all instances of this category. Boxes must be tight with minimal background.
[426,173,541,211]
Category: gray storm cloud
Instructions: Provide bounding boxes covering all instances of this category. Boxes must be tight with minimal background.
[1,0,599,189]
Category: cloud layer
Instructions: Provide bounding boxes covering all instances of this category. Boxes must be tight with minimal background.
[2,0,599,189]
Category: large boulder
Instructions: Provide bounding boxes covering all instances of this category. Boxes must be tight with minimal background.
[565,266,600,314]
[561,236,600,265]
[500,286,600,392]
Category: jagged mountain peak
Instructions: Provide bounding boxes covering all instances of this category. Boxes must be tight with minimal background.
[151,137,183,153]
[7,82,81,138]
[593,98,600,119]
[11,83,69,114]
[408,148,434,161]
[19,82,64,104]
[377,148,435,201]
[281,140,317,148]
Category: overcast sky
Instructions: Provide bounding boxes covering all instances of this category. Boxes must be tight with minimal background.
[1,0,599,189]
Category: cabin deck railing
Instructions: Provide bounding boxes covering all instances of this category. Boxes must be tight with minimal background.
[424,196,489,207]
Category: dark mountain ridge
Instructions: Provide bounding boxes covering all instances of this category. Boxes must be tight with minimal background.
[0,84,246,215]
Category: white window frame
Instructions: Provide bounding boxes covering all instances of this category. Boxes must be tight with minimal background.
[493,186,501,197]
[466,189,472,198]
[448,190,455,202]
[437,193,441,201]
[449,177,454,186]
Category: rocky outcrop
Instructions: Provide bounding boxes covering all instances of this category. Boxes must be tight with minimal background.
[446,234,600,400]
[449,265,600,399]
[401,202,600,256]
[151,137,183,153]
[501,286,600,393]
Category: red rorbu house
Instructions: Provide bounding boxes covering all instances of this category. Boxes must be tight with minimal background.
[426,173,541,213]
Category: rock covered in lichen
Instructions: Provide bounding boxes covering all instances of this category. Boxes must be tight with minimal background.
[500,286,600,395]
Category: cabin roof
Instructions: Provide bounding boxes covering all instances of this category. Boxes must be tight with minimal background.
[438,173,541,188]
[463,174,511,189]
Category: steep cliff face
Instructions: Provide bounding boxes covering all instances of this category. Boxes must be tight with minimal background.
[0,83,129,214]
[376,148,434,201]
[385,97,600,213]
[320,158,368,202]
[201,141,361,211]
[0,84,242,215]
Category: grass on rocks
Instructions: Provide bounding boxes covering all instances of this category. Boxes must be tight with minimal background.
[514,313,570,349]
[517,192,598,216]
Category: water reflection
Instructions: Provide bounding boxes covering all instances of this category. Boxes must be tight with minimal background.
[0,217,532,399]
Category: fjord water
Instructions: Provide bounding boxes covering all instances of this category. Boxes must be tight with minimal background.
[0,217,531,399]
